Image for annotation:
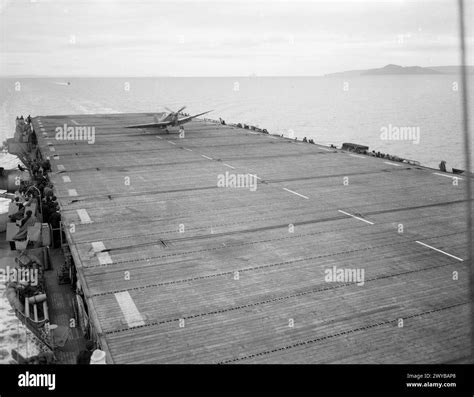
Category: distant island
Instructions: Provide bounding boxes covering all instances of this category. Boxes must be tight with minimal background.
[324,64,474,77]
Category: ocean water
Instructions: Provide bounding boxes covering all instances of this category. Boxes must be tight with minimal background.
[0,75,473,362]
[1,76,473,171]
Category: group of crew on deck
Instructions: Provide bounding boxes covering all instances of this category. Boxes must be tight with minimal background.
[13,115,37,145]
[8,118,61,249]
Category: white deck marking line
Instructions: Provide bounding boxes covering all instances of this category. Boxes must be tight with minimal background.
[62,175,71,183]
[349,154,366,159]
[71,119,80,125]
[49,147,55,152]
[184,148,193,152]
[57,164,65,171]
[338,210,374,225]
[68,189,78,196]
[201,154,213,160]
[114,291,145,328]
[40,127,45,131]
[91,241,114,265]
[384,161,402,166]
[115,291,145,327]
[53,155,59,160]
[155,136,163,139]
[224,163,235,169]
[433,172,463,181]
[76,209,92,224]
[167,141,176,145]
[283,188,309,199]
[415,241,463,262]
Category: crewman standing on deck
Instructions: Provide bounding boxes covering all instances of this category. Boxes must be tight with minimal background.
[439,160,447,172]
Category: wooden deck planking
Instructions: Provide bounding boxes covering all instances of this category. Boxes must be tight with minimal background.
[33,113,472,363]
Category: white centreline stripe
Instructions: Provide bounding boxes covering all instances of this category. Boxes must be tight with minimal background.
[224,163,235,169]
[62,175,71,183]
[156,136,163,139]
[415,241,464,262]
[49,147,55,152]
[40,127,45,131]
[53,155,59,160]
[57,164,65,171]
[167,141,176,145]
[77,209,92,224]
[68,189,78,196]
[91,241,106,252]
[384,161,402,166]
[114,291,145,328]
[349,154,366,159]
[91,241,113,265]
[201,154,213,160]
[433,172,463,181]
[283,188,309,199]
[71,119,80,125]
[184,148,193,152]
[338,210,374,225]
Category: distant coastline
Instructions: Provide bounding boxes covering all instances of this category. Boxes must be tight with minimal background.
[1,65,474,79]
[324,64,474,77]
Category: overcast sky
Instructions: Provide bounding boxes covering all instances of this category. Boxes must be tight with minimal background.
[0,0,472,76]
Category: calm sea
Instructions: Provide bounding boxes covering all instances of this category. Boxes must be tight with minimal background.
[1,76,473,171]
[0,75,473,362]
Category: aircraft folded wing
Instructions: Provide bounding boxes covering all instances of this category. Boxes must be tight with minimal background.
[176,110,212,125]
[125,121,170,129]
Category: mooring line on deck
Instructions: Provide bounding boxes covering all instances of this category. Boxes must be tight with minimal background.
[87,223,429,270]
[415,241,464,262]
[103,262,460,335]
[91,241,114,265]
[92,249,453,298]
[217,301,468,364]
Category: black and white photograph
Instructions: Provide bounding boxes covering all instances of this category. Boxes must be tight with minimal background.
[0,0,473,394]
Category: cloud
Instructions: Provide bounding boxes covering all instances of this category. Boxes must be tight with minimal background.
[0,0,472,76]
